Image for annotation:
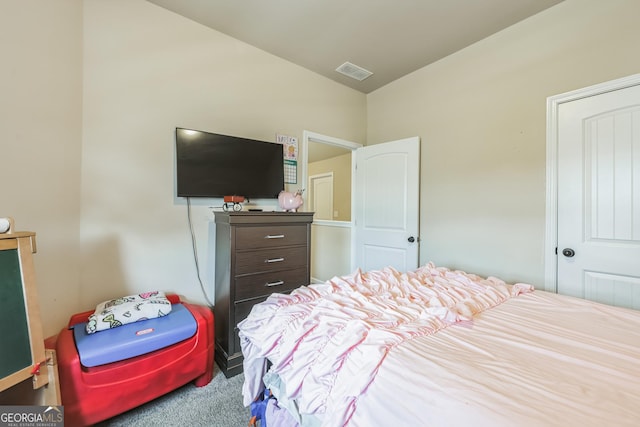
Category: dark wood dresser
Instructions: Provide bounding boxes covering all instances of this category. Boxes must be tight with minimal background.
[213,211,314,377]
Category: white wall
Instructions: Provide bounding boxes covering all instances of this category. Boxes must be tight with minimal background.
[0,0,83,336]
[80,1,366,309]
[366,0,640,287]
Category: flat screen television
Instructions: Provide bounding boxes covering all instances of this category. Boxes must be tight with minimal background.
[175,127,284,198]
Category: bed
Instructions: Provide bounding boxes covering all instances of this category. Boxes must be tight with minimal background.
[238,263,640,426]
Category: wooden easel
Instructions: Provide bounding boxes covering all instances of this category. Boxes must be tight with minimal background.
[0,217,60,405]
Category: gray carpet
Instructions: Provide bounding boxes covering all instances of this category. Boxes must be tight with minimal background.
[95,364,250,427]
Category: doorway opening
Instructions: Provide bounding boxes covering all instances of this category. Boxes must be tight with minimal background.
[302,131,362,282]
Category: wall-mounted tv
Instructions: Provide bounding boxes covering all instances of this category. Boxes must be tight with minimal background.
[175,127,284,198]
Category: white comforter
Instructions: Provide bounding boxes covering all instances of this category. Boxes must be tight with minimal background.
[239,263,537,426]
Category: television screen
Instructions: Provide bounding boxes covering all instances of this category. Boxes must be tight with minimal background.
[175,128,284,198]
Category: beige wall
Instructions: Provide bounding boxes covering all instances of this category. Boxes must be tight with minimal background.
[3,0,640,338]
[80,1,366,309]
[308,152,353,282]
[308,152,352,221]
[367,0,640,287]
[0,0,83,337]
[311,223,352,282]
[1,0,365,337]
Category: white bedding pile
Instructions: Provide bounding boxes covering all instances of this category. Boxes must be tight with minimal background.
[239,263,533,426]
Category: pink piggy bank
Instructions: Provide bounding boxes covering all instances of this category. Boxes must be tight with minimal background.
[278,189,304,212]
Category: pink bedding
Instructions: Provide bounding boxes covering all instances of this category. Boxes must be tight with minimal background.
[239,263,539,426]
[240,264,640,426]
[351,289,640,426]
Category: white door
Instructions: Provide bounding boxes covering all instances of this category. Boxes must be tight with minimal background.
[354,137,420,272]
[557,83,640,309]
[309,173,334,220]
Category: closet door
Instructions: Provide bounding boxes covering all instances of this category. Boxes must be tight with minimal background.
[557,83,640,309]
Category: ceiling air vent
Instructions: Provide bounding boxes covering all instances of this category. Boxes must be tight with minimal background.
[335,62,373,81]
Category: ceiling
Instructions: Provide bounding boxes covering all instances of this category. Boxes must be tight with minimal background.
[146,0,563,94]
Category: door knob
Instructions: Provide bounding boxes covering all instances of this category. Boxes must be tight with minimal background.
[562,248,575,257]
[408,236,415,243]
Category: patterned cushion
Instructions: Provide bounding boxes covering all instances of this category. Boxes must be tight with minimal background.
[85,291,172,334]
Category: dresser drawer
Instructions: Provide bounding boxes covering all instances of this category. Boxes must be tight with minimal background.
[235,225,307,249]
[235,297,268,327]
[235,246,307,276]
[233,296,268,354]
[235,266,308,301]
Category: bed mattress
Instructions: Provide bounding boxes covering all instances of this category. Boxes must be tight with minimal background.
[239,264,640,427]
[73,302,197,367]
[347,290,640,426]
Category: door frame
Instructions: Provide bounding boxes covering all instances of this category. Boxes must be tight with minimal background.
[302,131,362,271]
[545,73,640,293]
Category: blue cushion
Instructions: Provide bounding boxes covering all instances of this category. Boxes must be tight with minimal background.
[72,303,197,367]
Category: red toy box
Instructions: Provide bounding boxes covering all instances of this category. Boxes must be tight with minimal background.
[49,295,214,426]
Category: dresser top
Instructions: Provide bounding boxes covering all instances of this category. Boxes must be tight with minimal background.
[214,211,314,225]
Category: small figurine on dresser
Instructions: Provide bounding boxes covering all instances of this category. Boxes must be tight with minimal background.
[278,189,304,212]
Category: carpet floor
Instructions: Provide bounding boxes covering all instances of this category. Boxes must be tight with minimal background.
[95,364,250,427]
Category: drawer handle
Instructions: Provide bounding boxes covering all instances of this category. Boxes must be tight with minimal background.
[266,257,285,263]
[265,234,285,239]
[265,280,284,287]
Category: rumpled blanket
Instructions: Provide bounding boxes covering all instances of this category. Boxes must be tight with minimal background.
[85,291,172,334]
[239,263,533,427]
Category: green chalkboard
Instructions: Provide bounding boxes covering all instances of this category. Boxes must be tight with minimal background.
[0,248,32,378]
